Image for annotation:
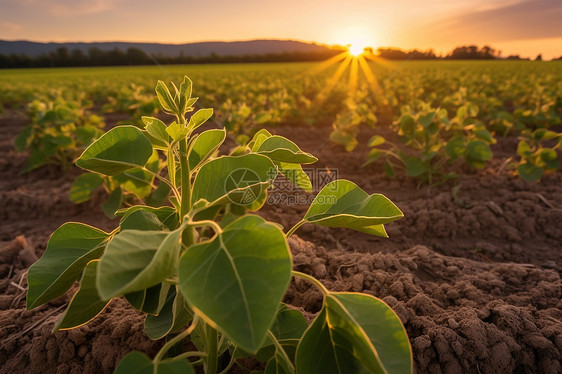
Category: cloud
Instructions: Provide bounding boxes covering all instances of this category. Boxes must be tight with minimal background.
[17,0,116,16]
[0,22,22,32]
[439,0,562,41]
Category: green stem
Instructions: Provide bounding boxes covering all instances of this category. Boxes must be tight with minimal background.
[188,219,223,235]
[153,316,199,369]
[285,220,305,238]
[179,137,195,245]
[205,323,218,374]
[173,350,207,361]
[292,270,329,295]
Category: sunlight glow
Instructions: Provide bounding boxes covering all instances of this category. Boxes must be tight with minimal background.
[348,44,366,56]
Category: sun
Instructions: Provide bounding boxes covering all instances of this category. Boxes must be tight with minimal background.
[348,43,367,56]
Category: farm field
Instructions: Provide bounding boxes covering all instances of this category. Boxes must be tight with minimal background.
[0,60,561,374]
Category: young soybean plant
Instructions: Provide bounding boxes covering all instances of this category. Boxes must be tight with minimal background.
[26,76,412,374]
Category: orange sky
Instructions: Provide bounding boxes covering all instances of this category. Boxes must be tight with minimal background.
[0,0,560,59]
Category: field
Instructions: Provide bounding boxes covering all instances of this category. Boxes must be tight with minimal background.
[0,60,561,373]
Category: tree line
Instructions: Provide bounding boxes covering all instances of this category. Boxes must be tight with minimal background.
[0,45,557,68]
[0,47,343,68]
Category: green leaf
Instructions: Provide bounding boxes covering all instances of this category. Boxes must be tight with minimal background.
[384,161,395,177]
[119,205,179,230]
[257,136,317,164]
[188,108,214,131]
[102,187,123,219]
[178,215,292,352]
[27,223,108,309]
[517,140,532,157]
[155,81,177,114]
[177,76,193,114]
[53,260,110,331]
[405,157,427,177]
[14,125,32,152]
[120,209,168,231]
[192,154,276,209]
[257,304,307,363]
[126,283,171,315]
[540,149,559,170]
[295,303,384,374]
[398,115,416,138]
[188,129,226,171]
[142,116,170,145]
[166,121,189,142]
[304,180,403,237]
[330,293,413,374]
[273,160,312,191]
[296,293,412,374]
[97,229,182,300]
[445,136,466,160]
[144,286,192,340]
[146,182,172,207]
[518,163,543,182]
[418,112,436,128]
[76,126,153,176]
[467,140,492,162]
[367,135,385,147]
[114,168,153,199]
[473,128,495,144]
[248,129,273,151]
[70,173,104,203]
[115,352,194,374]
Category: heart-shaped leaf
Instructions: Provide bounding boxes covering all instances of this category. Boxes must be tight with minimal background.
[178,215,291,352]
[296,292,412,374]
[97,228,182,300]
[76,126,153,176]
[192,154,276,209]
[53,260,110,331]
[303,180,403,237]
[257,136,317,164]
[27,223,108,309]
[144,286,192,340]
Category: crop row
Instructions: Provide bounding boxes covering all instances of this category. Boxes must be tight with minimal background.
[3,60,562,183]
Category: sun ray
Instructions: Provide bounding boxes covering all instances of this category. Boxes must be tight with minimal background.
[312,54,353,104]
[357,54,381,93]
[363,53,396,69]
[309,51,348,73]
[348,56,359,97]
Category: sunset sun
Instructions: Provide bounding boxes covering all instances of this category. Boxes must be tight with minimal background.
[348,43,366,56]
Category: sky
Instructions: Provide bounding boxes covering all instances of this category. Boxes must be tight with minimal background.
[0,0,561,59]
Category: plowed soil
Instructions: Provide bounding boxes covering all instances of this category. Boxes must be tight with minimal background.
[1,113,560,374]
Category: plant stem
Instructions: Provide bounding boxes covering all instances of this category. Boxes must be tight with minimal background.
[173,350,207,361]
[292,270,329,295]
[285,220,305,238]
[205,323,219,374]
[179,138,195,245]
[188,219,223,235]
[153,316,199,368]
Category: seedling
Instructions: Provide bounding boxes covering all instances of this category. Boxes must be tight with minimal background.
[27,76,412,373]
[14,98,104,172]
[516,128,561,182]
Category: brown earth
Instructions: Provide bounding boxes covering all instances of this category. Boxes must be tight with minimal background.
[0,113,561,374]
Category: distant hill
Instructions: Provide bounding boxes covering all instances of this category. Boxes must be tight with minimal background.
[0,39,336,58]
